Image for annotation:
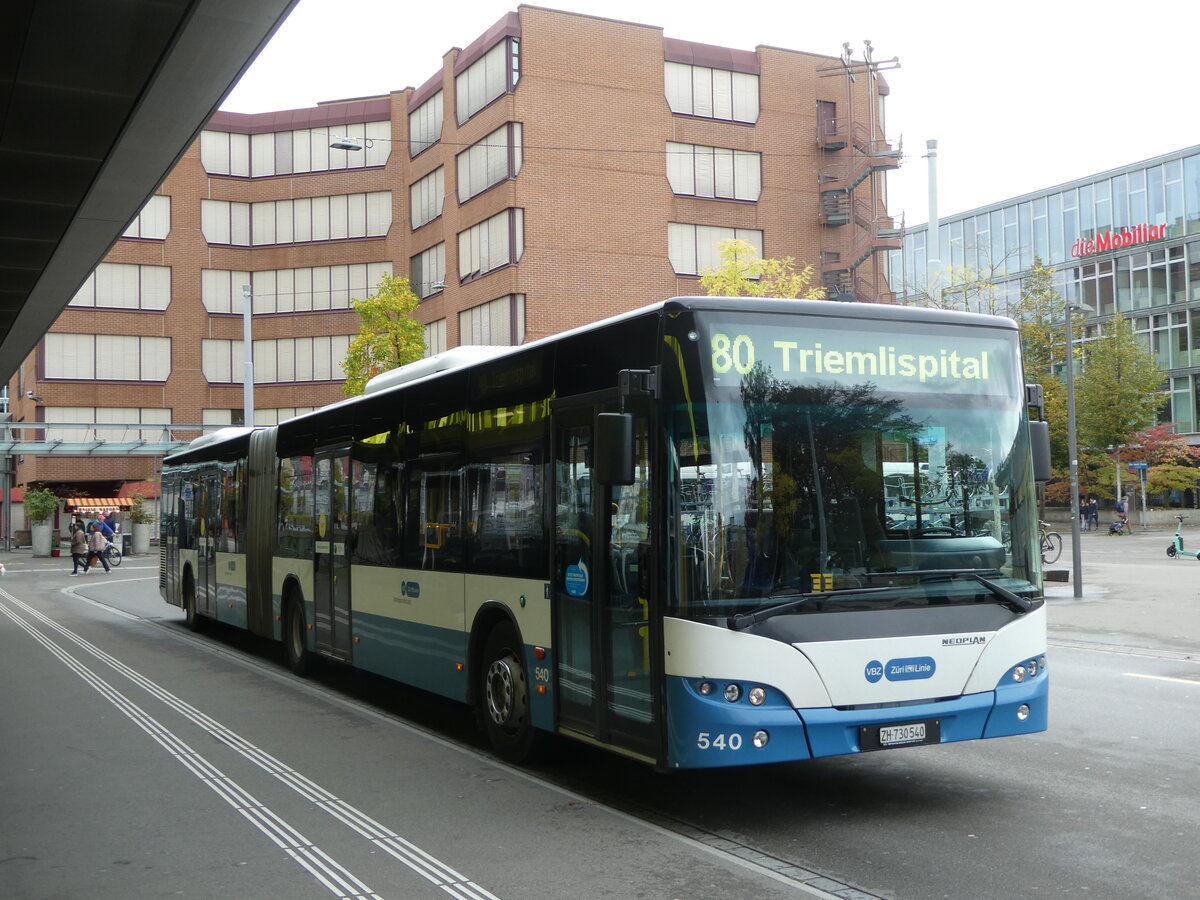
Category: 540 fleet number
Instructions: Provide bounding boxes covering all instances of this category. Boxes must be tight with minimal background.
[696,732,743,751]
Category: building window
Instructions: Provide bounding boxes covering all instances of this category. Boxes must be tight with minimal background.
[458,209,524,282]
[456,38,519,125]
[664,62,759,124]
[201,193,392,246]
[202,336,352,384]
[411,244,446,299]
[425,319,447,357]
[460,295,524,346]
[457,123,523,203]
[409,92,443,156]
[201,122,390,176]
[667,223,763,276]
[666,142,760,201]
[410,167,445,229]
[43,407,171,442]
[70,263,170,311]
[206,407,316,428]
[202,263,392,314]
[44,334,170,381]
[122,195,170,240]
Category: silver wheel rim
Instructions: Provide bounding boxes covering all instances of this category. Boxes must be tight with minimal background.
[485,654,523,728]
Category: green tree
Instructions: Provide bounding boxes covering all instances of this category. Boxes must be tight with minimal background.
[1075,315,1164,455]
[23,488,60,524]
[699,238,825,299]
[340,274,426,396]
[1011,259,1084,472]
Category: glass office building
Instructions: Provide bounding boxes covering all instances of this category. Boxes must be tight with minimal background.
[893,144,1200,437]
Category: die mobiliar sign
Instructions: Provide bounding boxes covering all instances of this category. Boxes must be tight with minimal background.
[1070,223,1166,258]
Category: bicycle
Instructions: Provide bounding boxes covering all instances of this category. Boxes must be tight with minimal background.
[103,540,123,567]
[1039,521,1062,565]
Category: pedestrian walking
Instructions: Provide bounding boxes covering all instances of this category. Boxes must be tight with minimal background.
[1116,495,1134,535]
[68,523,89,575]
[86,523,111,573]
[1089,497,1099,531]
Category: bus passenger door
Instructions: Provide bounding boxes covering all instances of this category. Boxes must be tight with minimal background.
[197,472,221,618]
[553,403,657,761]
[313,448,353,661]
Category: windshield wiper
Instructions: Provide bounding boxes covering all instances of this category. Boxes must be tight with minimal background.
[728,586,895,631]
[902,568,1037,614]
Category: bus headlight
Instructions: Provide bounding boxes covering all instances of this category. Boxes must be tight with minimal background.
[1028,658,1039,677]
[748,686,767,706]
[1011,665,1027,683]
[699,681,715,696]
[752,730,770,748]
[723,683,742,702]
[1017,704,1031,721]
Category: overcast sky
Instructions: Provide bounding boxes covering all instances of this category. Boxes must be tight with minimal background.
[223,0,1197,227]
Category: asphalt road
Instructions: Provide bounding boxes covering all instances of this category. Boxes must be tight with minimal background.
[1,532,1197,900]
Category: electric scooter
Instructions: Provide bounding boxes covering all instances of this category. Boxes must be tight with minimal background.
[1166,514,1200,560]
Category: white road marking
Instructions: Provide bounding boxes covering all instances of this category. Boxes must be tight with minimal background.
[0,588,501,900]
[0,593,382,900]
[1124,672,1200,687]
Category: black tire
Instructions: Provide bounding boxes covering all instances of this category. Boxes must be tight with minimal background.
[1041,532,1062,565]
[479,622,547,764]
[1167,545,1177,558]
[107,546,122,567]
[182,572,202,632]
[284,595,312,676]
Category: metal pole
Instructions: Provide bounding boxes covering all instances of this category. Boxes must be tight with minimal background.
[242,284,254,427]
[925,139,940,292]
[1065,307,1084,598]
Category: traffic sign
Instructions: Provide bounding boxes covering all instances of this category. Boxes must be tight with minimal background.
[1128,461,1149,470]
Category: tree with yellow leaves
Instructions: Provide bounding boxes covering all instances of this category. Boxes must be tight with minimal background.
[340,274,426,396]
[699,238,826,299]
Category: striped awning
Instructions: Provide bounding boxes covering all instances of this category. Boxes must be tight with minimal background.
[66,498,134,511]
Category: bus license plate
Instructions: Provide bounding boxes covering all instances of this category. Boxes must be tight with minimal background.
[881,723,925,745]
[860,719,940,751]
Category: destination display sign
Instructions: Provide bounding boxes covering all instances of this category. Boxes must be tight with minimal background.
[700,322,1020,397]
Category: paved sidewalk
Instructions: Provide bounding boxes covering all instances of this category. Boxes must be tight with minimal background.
[1043,524,1200,655]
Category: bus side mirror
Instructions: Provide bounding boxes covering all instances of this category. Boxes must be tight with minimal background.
[595,413,635,486]
[1029,420,1052,483]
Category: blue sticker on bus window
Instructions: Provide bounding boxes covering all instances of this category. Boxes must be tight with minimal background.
[565,559,589,597]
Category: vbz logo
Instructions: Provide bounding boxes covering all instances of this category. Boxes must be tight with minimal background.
[401,581,420,599]
[864,660,884,683]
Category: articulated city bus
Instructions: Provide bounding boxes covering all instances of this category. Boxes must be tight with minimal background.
[160,297,1051,770]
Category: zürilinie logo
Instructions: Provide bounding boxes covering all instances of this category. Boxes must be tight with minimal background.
[770,342,990,383]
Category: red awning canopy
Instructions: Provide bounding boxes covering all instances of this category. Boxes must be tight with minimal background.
[118,481,161,499]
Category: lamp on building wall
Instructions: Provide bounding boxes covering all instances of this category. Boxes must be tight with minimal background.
[330,135,367,151]
[1065,301,1092,599]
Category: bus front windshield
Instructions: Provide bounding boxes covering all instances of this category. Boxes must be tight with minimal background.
[666,311,1040,619]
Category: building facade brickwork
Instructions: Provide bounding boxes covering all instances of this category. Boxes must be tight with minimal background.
[5,5,898,501]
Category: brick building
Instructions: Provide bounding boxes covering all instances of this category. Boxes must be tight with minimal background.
[5,5,899,502]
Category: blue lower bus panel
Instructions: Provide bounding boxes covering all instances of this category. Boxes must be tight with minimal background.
[665,669,1048,769]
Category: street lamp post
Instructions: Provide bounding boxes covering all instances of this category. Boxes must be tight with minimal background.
[1065,303,1091,598]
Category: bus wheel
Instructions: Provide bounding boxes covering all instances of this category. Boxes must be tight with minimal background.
[479,622,545,764]
[183,574,201,632]
[284,596,312,677]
